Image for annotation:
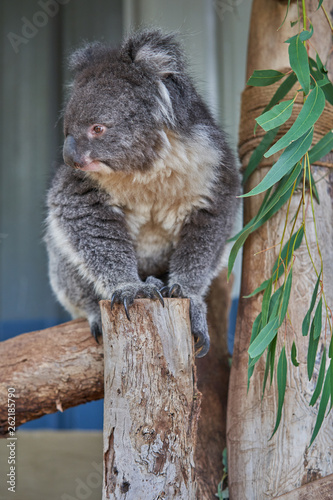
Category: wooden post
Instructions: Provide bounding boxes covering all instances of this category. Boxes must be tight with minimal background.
[227,1,333,498]
[100,298,201,499]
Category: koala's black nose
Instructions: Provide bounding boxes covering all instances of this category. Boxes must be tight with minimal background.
[63,135,81,169]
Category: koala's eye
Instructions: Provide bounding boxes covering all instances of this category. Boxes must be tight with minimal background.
[90,124,106,136]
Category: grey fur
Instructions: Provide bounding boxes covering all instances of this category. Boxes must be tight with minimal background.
[45,29,240,357]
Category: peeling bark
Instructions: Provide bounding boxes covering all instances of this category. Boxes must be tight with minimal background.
[100,298,201,499]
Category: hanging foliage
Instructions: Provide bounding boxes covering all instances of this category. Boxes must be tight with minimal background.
[228,0,333,444]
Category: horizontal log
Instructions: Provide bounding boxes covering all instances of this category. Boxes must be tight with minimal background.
[0,319,104,434]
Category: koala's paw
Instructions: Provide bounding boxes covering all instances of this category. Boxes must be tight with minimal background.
[160,283,183,298]
[89,316,103,344]
[145,276,165,288]
[110,282,164,320]
[190,299,210,358]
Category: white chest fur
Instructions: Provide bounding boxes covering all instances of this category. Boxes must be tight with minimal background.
[90,128,220,272]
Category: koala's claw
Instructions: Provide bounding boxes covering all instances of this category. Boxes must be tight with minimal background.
[194,332,210,358]
[110,283,165,320]
[160,283,183,298]
[90,321,103,344]
[123,296,131,321]
[153,289,165,307]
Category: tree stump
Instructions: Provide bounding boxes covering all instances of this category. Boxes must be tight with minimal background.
[100,298,201,499]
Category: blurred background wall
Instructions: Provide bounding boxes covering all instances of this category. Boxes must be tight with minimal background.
[0,0,252,430]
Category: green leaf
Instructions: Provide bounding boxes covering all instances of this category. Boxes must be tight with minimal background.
[245,226,303,298]
[261,73,298,116]
[243,128,313,197]
[269,286,284,319]
[256,99,295,132]
[262,278,273,326]
[310,347,326,406]
[302,273,321,336]
[309,57,333,105]
[269,335,278,385]
[307,313,321,380]
[310,369,331,446]
[248,313,263,389]
[291,341,299,367]
[278,0,291,29]
[279,269,293,325]
[243,128,279,185]
[285,24,313,43]
[271,346,287,438]
[248,316,279,359]
[229,163,303,277]
[316,0,324,10]
[289,34,310,94]
[247,70,286,87]
[313,297,323,340]
[265,85,325,157]
[272,226,304,276]
[308,130,333,164]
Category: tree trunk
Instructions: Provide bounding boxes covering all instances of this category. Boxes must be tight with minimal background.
[195,269,233,499]
[100,298,201,500]
[227,1,333,499]
[0,319,104,434]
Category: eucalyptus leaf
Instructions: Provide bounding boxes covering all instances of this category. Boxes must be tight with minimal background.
[279,269,293,325]
[243,128,279,185]
[256,99,294,132]
[309,347,326,406]
[307,318,321,381]
[229,166,301,278]
[291,341,299,367]
[309,57,333,105]
[302,273,321,336]
[262,278,273,326]
[254,73,298,136]
[272,226,304,276]
[308,130,333,164]
[288,34,310,95]
[247,70,286,87]
[265,84,325,157]
[248,312,263,389]
[310,369,331,446]
[243,128,313,197]
[278,0,291,29]
[313,297,323,340]
[271,346,287,438]
[285,24,313,43]
[268,286,284,320]
[248,316,279,359]
[269,335,278,385]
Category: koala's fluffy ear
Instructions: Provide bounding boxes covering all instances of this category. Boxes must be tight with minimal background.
[121,29,185,78]
[68,42,106,73]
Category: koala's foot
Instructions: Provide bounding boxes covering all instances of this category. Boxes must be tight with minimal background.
[88,316,103,344]
[145,276,165,288]
[110,282,164,320]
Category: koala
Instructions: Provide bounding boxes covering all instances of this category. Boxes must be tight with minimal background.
[45,29,240,357]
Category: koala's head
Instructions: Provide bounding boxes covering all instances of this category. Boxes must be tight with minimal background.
[63,29,191,173]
